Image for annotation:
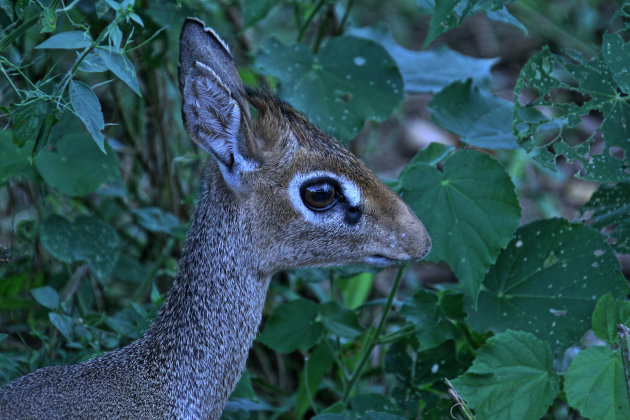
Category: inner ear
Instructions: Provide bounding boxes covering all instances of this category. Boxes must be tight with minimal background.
[179,18,261,183]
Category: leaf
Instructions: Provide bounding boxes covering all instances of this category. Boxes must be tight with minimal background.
[243,0,275,28]
[603,32,630,94]
[35,30,92,49]
[414,340,469,386]
[313,412,404,420]
[39,7,57,33]
[0,0,13,20]
[69,80,106,152]
[513,46,630,182]
[49,313,74,340]
[592,293,630,345]
[33,115,119,196]
[423,0,515,48]
[401,289,464,349]
[131,207,179,234]
[350,394,402,416]
[31,286,60,309]
[406,143,454,166]
[255,36,403,142]
[78,51,108,73]
[230,371,256,401]
[580,181,630,254]
[258,299,323,353]
[469,218,629,355]
[348,25,497,93]
[429,80,519,149]
[12,100,47,148]
[319,301,364,339]
[565,346,630,419]
[0,131,36,184]
[398,149,521,306]
[337,272,373,310]
[385,339,414,381]
[451,330,560,420]
[486,6,528,36]
[39,215,121,279]
[296,342,335,418]
[96,48,142,96]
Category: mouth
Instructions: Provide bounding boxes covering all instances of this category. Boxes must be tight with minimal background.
[364,255,398,267]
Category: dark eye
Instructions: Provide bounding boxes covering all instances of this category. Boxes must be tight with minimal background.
[300,180,339,211]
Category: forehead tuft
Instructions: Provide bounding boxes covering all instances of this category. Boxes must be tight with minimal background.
[245,88,362,168]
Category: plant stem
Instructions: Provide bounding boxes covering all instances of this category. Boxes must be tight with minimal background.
[378,324,416,345]
[618,324,630,404]
[296,0,326,42]
[445,378,476,420]
[510,2,599,57]
[341,263,407,403]
[338,0,354,34]
[57,11,128,106]
[0,0,62,53]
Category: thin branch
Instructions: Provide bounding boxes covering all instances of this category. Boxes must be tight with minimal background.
[342,263,408,402]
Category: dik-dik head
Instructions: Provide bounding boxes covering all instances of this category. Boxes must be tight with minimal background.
[179,18,431,275]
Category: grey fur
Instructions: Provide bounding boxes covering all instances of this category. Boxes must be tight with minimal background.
[0,18,431,419]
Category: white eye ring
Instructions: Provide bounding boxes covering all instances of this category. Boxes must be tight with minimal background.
[289,171,361,222]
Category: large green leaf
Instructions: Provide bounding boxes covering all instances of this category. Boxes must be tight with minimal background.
[469,219,628,355]
[398,149,521,305]
[565,346,630,419]
[401,289,465,349]
[33,116,119,196]
[592,293,630,345]
[422,0,515,48]
[347,25,497,93]
[603,31,630,95]
[513,45,630,182]
[39,215,121,279]
[580,181,630,254]
[451,330,560,420]
[429,80,519,149]
[258,299,323,353]
[254,36,403,142]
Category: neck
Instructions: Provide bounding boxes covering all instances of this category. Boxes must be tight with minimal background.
[140,180,270,418]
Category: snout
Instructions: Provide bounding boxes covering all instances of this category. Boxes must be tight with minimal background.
[398,216,432,261]
[365,195,431,264]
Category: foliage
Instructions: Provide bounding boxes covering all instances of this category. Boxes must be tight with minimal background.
[1,1,629,419]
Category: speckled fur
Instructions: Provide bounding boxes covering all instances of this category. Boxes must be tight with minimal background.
[0,18,431,419]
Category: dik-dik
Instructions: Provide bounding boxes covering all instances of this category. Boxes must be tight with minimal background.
[0,18,431,419]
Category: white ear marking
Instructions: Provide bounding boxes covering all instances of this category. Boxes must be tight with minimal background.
[289,171,361,223]
[182,61,258,186]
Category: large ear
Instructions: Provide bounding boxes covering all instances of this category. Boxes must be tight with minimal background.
[179,18,260,185]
